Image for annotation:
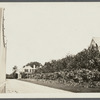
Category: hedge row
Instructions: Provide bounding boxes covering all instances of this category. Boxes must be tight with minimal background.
[30,69,100,88]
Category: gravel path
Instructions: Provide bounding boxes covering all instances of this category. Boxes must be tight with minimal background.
[6,79,72,93]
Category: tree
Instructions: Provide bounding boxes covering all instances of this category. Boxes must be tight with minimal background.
[12,65,18,72]
[26,61,42,68]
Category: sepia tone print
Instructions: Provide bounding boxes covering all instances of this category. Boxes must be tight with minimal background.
[0,3,100,94]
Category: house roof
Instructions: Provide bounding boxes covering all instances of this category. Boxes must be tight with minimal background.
[92,37,100,47]
[23,65,32,69]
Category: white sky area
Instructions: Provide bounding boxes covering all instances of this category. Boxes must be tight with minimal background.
[0,3,100,74]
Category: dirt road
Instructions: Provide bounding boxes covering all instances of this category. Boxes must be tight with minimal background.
[6,79,72,93]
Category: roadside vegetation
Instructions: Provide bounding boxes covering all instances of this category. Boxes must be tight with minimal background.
[21,45,100,92]
[7,45,100,92]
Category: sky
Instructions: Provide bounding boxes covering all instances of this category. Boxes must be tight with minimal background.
[0,3,100,74]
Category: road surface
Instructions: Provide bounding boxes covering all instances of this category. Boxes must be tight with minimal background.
[6,79,71,93]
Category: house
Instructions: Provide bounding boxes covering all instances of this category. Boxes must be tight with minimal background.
[0,8,7,93]
[90,37,100,51]
[23,65,34,74]
[22,65,42,78]
[23,62,42,74]
[15,64,42,79]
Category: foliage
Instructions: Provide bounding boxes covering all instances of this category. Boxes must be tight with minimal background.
[70,45,100,70]
[24,61,42,68]
[20,72,27,78]
[22,45,100,88]
[12,65,18,72]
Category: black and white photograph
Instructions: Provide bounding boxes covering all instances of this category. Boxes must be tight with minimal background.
[0,2,100,98]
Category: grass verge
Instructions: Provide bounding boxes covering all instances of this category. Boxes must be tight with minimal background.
[19,79,100,93]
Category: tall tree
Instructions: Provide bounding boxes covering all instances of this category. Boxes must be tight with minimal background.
[12,65,18,72]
